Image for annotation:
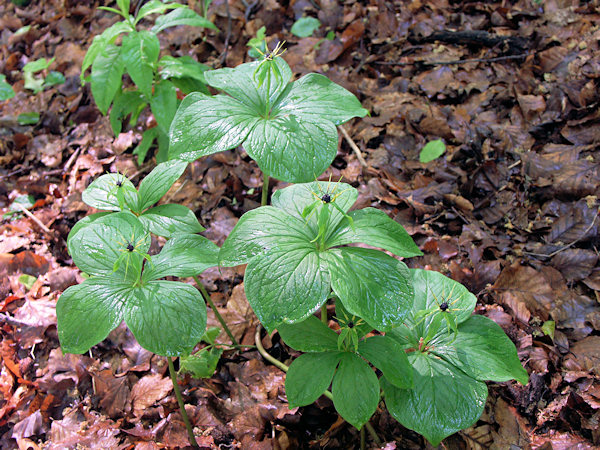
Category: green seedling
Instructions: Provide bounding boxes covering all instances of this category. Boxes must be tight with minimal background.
[169,55,368,183]
[0,74,15,101]
[419,139,446,163]
[22,57,65,94]
[290,16,321,38]
[81,0,217,162]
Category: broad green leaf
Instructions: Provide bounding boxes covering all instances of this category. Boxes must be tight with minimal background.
[81,172,139,212]
[57,276,130,354]
[139,204,204,238]
[332,352,379,429]
[23,57,54,73]
[408,269,477,330]
[542,320,555,340]
[67,212,112,244]
[245,245,330,332]
[358,335,413,389]
[383,353,488,446]
[19,274,37,290]
[16,112,40,125]
[150,80,178,135]
[159,55,209,83]
[156,128,169,162]
[169,93,260,161]
[124,280,206,356]
[121,31,160,98]
[277,315,339,352]
[204,58,291,113]
[68,212,149,281]
[286,352,341,407]
[271,181,358,239]
[117,0,131,17]
[91,43,125,115]
[43,71,66,88]
[203,326,221,344]
[137,159,188,211]
[326,208,422,257]
[135,0,185,24]
[151,7,218,33]
[273,73,368,126]
[179,347,223,378]
[219,206,312,267]
[142,234,219,281]
[291,16,321,38]
[133,127,158,164]
[244,115,338,183]
[326,247,413,331]
[0,74,15,101]
[110,89,147,135]
[82,21,132,82]
[419,139,446,163]
[170,76,210,95]
[432,315,529,385]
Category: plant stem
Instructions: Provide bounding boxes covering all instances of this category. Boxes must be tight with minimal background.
[194,276,239,346]
[321,303,328,325]
[167,357,199,449]
[360,426,366,450]
[255,325,289,372]
[255,327,383,446]
[261,173,269,206]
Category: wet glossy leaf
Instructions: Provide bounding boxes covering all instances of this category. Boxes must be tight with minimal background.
[332,352,379,429]
[67,212,112,244]
[121,31,160,98]
[159,55,209,82]
[151,7,218,33]
[135,0,184,24]
[91,43,125,115]
[82,173,139,212]
[179,347,223,378]
[137,159,188,211]
[326,247,413,331]
[358,335,413,388]
[286,352,341,407]
[139,204,204,237]
[82,22,132,81]
[150,80,178,135]
[277,315,339,352]
[383,352,488,446]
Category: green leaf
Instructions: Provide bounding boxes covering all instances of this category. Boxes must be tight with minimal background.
[286,352,341,408]
[133,127,158,164]
[121,31,160,98]
[358,335,413,389]
[169,93,260,161]
[57,276,130,354]
[135,0,185,24]
[244,115,338,183]
[542,320,555,340]
[407,269,477,329]
[204,58,291,112]
[332,352,379,429]
[151,7,218,33]
[150,80,178,135]
[159,55,209,83]
[81,173,139,212]
[419,139,446,163]
[139,204,204,238]
[0,74,15,101]
[142,234,218,281]
[271,181,358,239]
[245,245,330,332]
[43,71,66,88]
[23,71,44,93]
[171,76,210,95]
[124,280,206,356]
[17,112,40,125]
[81,21,132,82]
[326,208,422,257]
[179,347,223,378]
[67,212,112,244]
[273,73,368,126]
[91,43,125,115]
[110,89,147,135]
[383,353,488,446]
[117,0,131,17]
[277,315,339,352]
[23,57,54,73]
[432,315,529,385]
[19,274,37,290]
[67,212,149,280]
[137,159,188,211]
[326,247,414,331]
[219,206,312,267]
[291,16,321,38]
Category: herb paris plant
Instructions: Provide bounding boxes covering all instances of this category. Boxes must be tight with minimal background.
[169,56,369,183]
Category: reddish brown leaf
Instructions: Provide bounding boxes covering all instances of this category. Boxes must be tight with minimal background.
[131,373,173,417]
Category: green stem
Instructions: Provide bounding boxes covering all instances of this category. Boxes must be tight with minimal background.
[194,276,239,346]
[360,426,366,450]
[321,303,328,325]
[254,328,383,445]
[167,357,199,449]
[261,173,269,206]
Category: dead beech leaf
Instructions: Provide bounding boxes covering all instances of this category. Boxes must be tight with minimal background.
[131,373,173,417]
[517,94,546,121]
[551,249,598,281]
[8,251,49,277]
[563,336,600,377]
[92,369,131,419]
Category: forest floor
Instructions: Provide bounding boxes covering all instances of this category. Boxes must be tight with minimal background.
[1,0,600,448]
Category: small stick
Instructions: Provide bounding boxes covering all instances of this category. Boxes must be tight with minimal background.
[339,125,367,168]
[167,357,200,449]
[17,204,51,234]
[374,52,530,67]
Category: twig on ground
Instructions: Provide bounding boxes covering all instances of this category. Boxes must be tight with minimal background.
[17,204,51,234]
[339,125,367,168]
[374,52,530,67]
